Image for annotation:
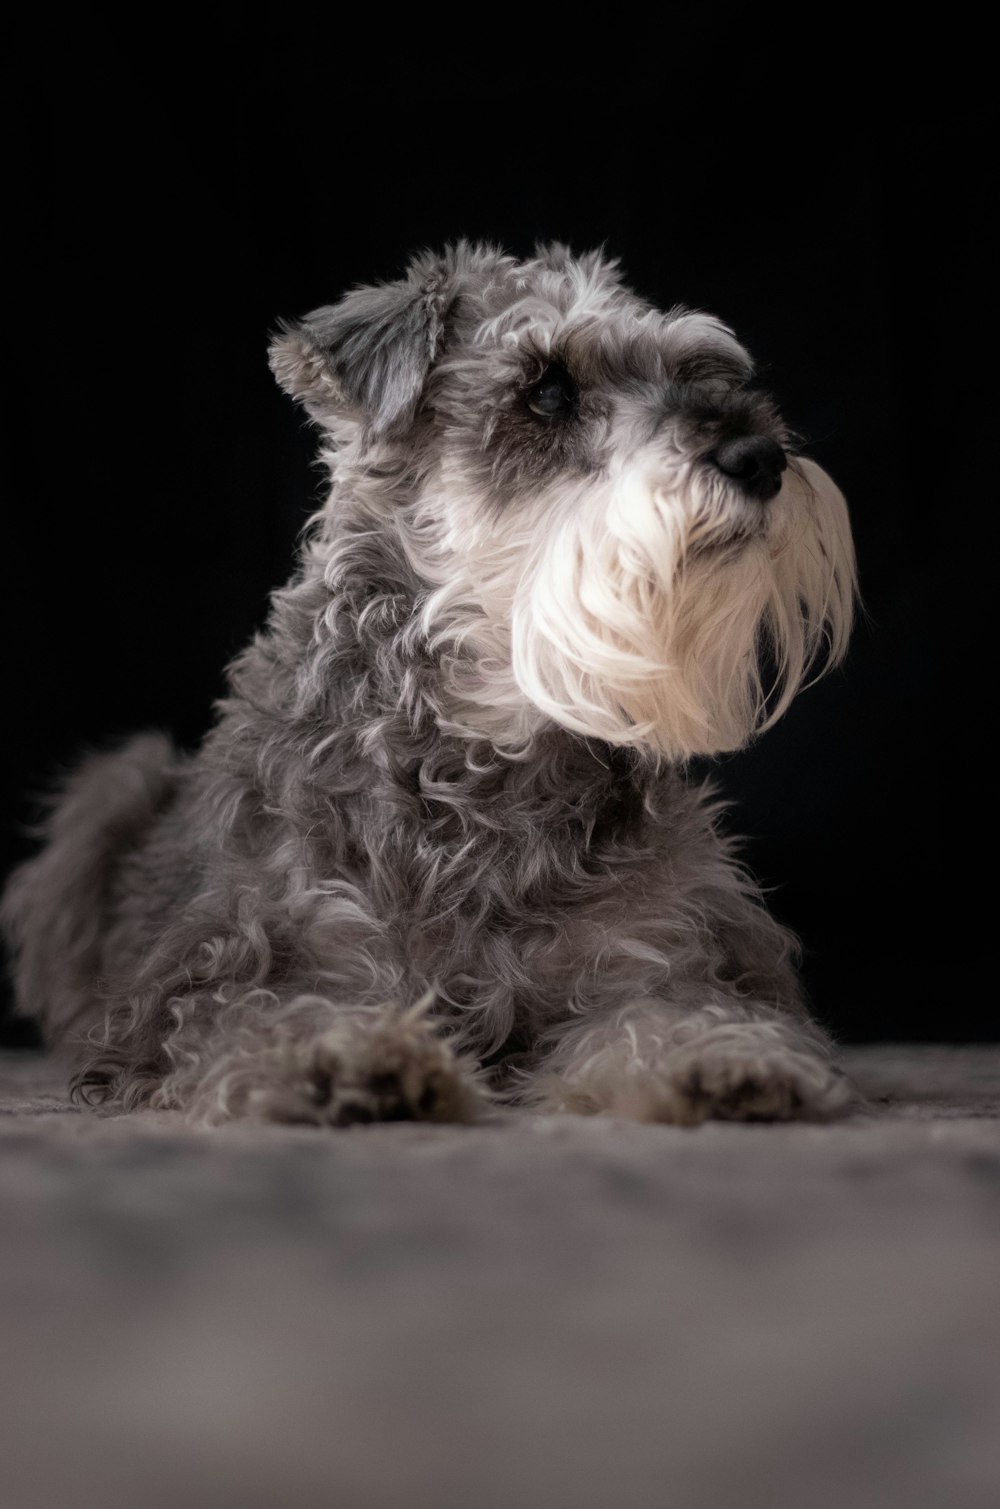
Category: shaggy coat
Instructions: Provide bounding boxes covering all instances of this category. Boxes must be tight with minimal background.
[3,245,856,1125]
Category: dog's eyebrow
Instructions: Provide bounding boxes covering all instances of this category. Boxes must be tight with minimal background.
[671,349,751,384]
[568,322,750,392]
[561,330,666,388]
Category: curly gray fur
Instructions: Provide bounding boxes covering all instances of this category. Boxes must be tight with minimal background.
[2,243,855,1125]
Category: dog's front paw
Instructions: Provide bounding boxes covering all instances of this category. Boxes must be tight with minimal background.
[255,1006,484,1127]
[616,1033,852,1125]
[636,1038,852,1125]
[537,1026,852,1125]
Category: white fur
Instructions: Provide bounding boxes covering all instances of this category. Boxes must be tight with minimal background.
[398,450,853,758]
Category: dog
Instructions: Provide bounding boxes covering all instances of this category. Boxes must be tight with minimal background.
[2,243,856,1126]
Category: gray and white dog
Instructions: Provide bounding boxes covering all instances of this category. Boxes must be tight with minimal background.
[3,244,857,1126]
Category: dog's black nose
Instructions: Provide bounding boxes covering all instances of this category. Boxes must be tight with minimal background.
[710,436,787,502]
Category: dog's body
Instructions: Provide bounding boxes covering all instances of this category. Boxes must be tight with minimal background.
[3,244,856,1125]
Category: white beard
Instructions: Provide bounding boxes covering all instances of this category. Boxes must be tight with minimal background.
[400,449,856,759]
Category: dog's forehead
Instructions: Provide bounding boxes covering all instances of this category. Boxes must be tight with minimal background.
[459,250,753,382]
[465,249,644,335]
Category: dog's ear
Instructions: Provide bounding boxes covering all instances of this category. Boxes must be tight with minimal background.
[269,260,452,435]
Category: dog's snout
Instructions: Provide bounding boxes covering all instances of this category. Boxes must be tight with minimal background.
[709,436,787,502]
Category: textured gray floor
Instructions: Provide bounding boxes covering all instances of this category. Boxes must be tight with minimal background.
[2,1046,999,1509]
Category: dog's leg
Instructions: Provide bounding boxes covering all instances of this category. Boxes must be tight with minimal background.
[525,994,851,1123]
[521,787,854,1125]
[76,990,485,1127]
[529,1000,851,1124]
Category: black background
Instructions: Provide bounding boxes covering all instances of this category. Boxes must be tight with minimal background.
[2,14,989,1045]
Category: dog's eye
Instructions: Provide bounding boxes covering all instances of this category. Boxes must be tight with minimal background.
[525,362,577,419]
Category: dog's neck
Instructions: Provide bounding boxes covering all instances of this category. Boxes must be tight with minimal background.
[219,494,661,861]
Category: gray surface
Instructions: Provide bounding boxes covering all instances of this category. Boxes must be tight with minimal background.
[1,1046,999,1509]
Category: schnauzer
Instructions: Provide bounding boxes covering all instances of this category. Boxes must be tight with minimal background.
[3,244,856,1126]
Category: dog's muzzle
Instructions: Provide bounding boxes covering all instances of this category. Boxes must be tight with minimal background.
[708,436,787,502]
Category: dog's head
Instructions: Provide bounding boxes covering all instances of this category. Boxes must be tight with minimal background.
[271,244,855,759]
